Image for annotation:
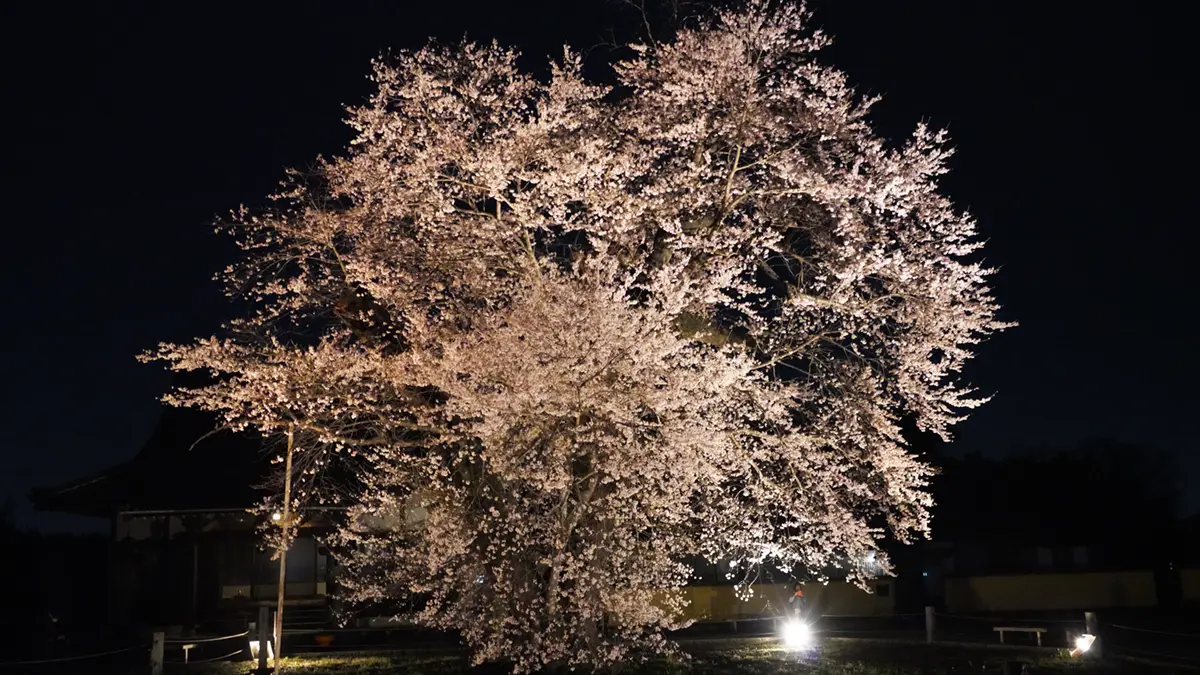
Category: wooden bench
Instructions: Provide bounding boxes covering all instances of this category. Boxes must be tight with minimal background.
[993,626,1047,646]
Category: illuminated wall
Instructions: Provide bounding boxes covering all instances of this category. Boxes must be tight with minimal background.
[671,580,894,622]
[1181,569,1200,602]
[944,571,1158,612]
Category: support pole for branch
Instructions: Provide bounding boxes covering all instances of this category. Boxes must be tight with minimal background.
[274,425,296,668]
[925,606,935,644]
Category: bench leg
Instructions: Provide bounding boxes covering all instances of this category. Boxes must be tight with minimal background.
[1036,633,1041,647]
[998,631,1004,644]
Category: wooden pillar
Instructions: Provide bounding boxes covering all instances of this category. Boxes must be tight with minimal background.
[1084,611,1102,658]
[150,631,164,675]
[257,605,271,672]
[191,539,199,630]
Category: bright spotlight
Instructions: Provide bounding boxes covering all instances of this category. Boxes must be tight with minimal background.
[1071,633,1095,657]
[272,512,282,522]
[780,619,812,650]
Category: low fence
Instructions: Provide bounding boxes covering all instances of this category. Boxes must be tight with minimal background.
[688,609,1198,668]
[0,643,147,674]
[1101,619,1200,668]
[159,630,251,665]
[0,630,247,674]
[2,608,1196,672]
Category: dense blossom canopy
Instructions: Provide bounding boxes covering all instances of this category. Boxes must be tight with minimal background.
[145,2,1008,669]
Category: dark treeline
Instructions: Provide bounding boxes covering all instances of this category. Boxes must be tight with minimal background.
[0,504,111,657]
[930,440,1187,569]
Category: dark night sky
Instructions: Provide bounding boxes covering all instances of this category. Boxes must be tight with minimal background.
[2,1,1195,532]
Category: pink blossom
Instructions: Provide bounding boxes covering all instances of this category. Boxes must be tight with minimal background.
[142,2,1009,670]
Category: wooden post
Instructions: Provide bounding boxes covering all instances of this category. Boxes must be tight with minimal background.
[925,606,935,644]
[257,605,271,672]
[274,425,296,667]
[149,631,164,675]
[191,539,199,630]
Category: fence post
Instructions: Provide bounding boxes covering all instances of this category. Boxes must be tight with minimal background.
[257,605,271,672]
[150,631,164,675]
[1084,611,1102,658]
[925,606,935,644]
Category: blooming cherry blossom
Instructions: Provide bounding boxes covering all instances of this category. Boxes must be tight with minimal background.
[143,2,1009,670]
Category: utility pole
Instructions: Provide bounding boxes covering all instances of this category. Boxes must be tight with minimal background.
[274,425,296,668]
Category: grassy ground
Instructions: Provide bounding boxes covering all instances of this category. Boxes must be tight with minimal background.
[174,639,1185,675]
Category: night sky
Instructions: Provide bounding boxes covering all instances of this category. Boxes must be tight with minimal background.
[3,1,1194,532]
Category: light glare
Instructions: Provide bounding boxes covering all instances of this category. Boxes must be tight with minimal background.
[780,620,812,650]
[1072,633,1095,657]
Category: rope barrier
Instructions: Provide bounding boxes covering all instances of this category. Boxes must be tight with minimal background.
[0,644,145,666]
[164,648,246,664]
[164,629,250,645]
[1104,622,1200,637]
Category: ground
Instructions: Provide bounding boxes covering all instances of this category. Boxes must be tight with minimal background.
[174,639,1186,675]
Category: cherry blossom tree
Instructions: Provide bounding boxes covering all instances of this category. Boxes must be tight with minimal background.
[143,1,1009,669]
